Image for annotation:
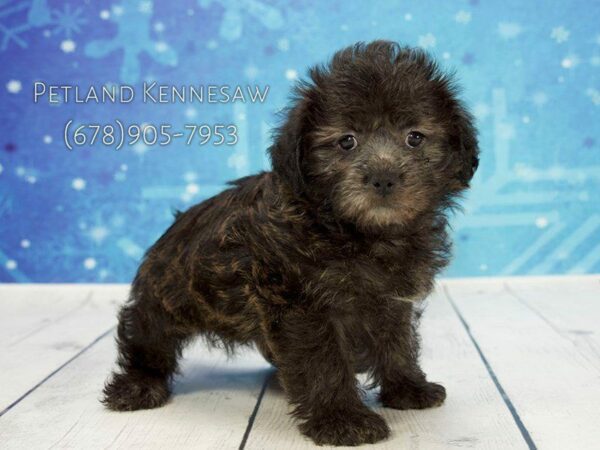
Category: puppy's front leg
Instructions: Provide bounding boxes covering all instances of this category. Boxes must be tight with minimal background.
[374,302,446,410]
[269,309,390,446]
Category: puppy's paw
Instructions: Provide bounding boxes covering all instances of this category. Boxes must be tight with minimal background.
[300,408,390,446]
[102,371,171,411]
[381,381,446,410]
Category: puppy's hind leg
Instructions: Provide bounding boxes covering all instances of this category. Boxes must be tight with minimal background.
[102,282,195,411]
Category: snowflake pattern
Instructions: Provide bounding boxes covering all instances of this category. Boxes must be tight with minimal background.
[198,0,284,41]
[0,0,86,50]
[498,21,523,39]
[0,0,598,281]
[454,10,471,24]
[84,0,177,83]
[52,3,86,38]
[550,26,569,43]
[417,32,436,48]
[586,88,600,106]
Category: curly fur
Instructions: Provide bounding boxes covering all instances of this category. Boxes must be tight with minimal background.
[102,41,479,446]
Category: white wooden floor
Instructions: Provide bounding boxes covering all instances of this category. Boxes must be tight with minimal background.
[0,277,599,449]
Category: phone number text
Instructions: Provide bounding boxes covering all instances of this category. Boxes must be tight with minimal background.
[63,120,238,150]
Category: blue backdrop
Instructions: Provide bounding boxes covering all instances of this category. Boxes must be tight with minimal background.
[0,0,599,282]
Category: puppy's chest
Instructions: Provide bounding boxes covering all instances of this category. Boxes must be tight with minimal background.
[309,240,432,301]
[252,231,435,305]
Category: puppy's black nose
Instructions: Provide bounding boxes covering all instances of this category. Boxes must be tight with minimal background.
[368,171,398,197]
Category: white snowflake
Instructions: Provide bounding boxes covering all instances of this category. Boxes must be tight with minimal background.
[285,69,298,80]
[43,135,52,144]
[6,79,21,93]
[442,52,451,60]
[498,22,523,39]
[531,91,548,107]
[585,88,600,106]
[183,171,197,182]
[89,226,109,243]
[186,183,199,195]
[418,33,436,49]
[154,41,169,53]
[21,239,31,248]
[5,260,17,270]
[138,1,153,14]
[550,26,569,43]
[60,39,76,53]
[561,54,579,69]
[454,11,471,24]
[473,102,491,120]
[497,122,515,140]
[83,257,97,270]
[133,142,148,155]
[185,107,197,119]
[535,217,549,229]
[277,38,290,52]
[404,13,413,21]
[72,178,86,190]
[228,152,249,173]
[154,21,165,33]
[206,39,218,50]
[99,10,110,20]
[245,65,259,79]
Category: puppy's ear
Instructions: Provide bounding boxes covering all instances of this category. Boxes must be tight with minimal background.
[269,88,314,195]
[449,107,479,188]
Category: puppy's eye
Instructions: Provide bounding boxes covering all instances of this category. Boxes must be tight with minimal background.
[406,131,425,148]
[338,134,357,151]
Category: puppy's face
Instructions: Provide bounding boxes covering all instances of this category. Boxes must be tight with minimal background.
[306,119,455,230]
[271,42,479,232]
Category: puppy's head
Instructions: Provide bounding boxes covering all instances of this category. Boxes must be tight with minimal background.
[270,41,479,232]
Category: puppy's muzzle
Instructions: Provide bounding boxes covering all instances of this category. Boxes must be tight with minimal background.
[365,170,402,197]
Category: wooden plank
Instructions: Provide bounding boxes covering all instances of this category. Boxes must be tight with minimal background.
[245,287,528,449]
[0,284,127,411]
[0,330,271,449]
[445,277,600,450]
[501,276,600,371]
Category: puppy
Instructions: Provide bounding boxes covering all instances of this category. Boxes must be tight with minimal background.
[103,41,479,446]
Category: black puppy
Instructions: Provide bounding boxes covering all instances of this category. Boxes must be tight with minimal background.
[103,40,479,446]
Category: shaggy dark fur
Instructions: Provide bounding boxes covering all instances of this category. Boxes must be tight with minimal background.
[103,41,479,446]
